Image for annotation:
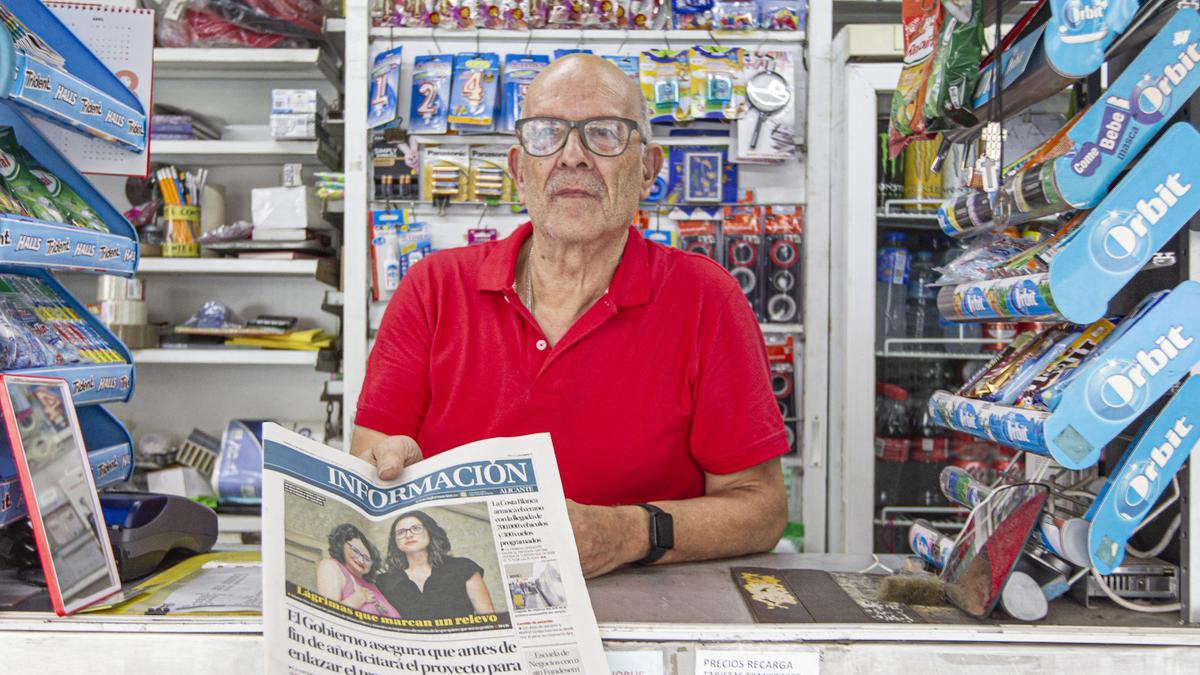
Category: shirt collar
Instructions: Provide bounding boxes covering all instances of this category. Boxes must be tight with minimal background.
[477,222,651,307]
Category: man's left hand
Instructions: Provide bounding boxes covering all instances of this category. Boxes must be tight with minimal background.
[566,500,648,578]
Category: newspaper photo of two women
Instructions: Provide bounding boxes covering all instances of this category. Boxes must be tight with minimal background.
[261,426,607,675]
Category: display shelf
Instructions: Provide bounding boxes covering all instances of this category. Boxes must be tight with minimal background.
[0,267,134,405]
[408,133,733,147]
[0,2,146,152]
[323,378,344,399]
[130,349,319,366]
[321,290,343,317]
[875,350,991,361]
[136,257,338,286]
[0,405,133,527]
[929,280,1200,469]
[324,19,806,45]
[152,48,340,84]
[761,323,804,335]
[149,138,338,168]
[0,106,139,275]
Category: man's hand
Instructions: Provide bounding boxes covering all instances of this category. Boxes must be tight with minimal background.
[351,426,423,480]
[566,500,648,579]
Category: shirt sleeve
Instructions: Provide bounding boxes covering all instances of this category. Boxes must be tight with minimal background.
[449,556,484,583]
[355,260,435,437]
[688,287,790,475]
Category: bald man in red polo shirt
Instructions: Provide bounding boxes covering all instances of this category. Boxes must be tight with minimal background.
[353,54,788,578]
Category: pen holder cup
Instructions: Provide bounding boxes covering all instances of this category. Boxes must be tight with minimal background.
[163,205,201,258]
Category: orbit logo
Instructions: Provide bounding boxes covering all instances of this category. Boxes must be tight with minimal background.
[1089,173,1192,274]
[954,401,981,432]
[1115,417,1193,520]
[1084,326,1194,420]
[1060,0,1107,34]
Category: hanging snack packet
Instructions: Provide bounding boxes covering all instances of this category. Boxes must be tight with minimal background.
[546,0,582,25]
[368,46,404,129]
[410,55,453,134]
[502,54,550,133]
[922,0,983,132]
[499,0,528,28]
[640,50,691,123]
[0,129,67,224]
[689,47,745,120]
[448,53,501,126]
[758,0,803,30]
[628,0,668,28]
[714,0,757,29]
[469,145,513,203]
[672,0,715,28]
[583,0,620,27]
[476,0,505,27]
[447,0,477,28]
[887,0,944,158]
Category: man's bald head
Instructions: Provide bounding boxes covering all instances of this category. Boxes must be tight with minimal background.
[522,54,650,138]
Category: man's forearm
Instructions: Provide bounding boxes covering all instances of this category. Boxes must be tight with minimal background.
[649,479,788,565]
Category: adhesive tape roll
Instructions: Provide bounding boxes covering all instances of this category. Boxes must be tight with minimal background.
[98,276,147,302]
[102,300,148,326]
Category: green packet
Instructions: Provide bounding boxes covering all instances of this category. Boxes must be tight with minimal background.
[0,126,67,225]
[923,0,984,132]
[27,161,109,232]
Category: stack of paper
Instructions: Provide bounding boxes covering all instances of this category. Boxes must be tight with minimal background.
[226,329,331,351]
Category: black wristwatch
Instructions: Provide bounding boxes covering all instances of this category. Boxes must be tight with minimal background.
[633,503,674,566]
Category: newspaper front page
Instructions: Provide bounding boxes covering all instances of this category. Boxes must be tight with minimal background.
[262,425,607,674]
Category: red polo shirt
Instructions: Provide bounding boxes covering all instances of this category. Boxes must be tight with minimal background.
[356,223,788,505]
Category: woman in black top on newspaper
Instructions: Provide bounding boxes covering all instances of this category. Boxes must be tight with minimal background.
[376,510,496,620]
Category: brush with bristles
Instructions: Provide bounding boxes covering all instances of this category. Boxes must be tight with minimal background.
[877,572,951,607]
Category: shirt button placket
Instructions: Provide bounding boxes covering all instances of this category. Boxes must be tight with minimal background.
[536,339,548,351]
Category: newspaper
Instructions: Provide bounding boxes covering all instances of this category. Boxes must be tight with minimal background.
[262,425,607,674]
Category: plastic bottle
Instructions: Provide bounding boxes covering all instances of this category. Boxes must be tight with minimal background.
[936,236,981,353]
[875,383,912,509]
[876,231,910,352]
[907,250,940,350]
[909,382,949,506]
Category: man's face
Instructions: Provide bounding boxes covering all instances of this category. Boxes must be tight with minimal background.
[508,60,662,244]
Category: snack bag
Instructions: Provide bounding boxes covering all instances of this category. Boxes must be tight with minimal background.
[27,162,109,232]
[758,0,803,30]
[887,0,944,158]
[672,0,714,28]
[922,0,983,131]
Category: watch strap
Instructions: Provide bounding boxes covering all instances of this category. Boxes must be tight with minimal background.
[633,503,673,566]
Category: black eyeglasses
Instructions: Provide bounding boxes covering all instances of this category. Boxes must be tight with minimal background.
[514,116,644,157]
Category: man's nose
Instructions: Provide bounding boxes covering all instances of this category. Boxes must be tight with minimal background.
[557,127,594,169]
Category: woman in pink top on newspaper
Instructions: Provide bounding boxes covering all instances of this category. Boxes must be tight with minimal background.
[316,523,401,618]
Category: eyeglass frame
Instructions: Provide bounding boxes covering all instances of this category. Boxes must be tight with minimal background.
[394,524,426,539]
[514,116,646,157]
[345,542,373,563]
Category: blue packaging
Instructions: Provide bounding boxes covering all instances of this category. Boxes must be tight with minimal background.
[602,55,640,83]
[1049,123,1200,323]
[501,54,549,134]
[409,54,453,134]
[368,47,403,129]
[666,146,737,204]
[1044,280,1200,469]
[1086,374,1200,573]
[213,420,266,505]
[1052,9,1200,209]
[448,53,501,127]
[1044,0,1141,78]
[553,49,593,60]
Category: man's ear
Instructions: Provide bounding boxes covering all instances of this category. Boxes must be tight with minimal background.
[507,144,523,199]
[640,144,664,198]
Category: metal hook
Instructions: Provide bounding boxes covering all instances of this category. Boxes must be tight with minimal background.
[617,30,628,55]
[523,30,533,56]
[475,28,481,56]
[475,202,490,229]
[430,27,442,55]
[707,30,720,48]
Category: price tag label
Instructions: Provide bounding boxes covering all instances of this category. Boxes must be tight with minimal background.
[695,649,820,675]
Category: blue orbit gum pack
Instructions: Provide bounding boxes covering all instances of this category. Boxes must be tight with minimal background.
[409,54,453,134]
[448,53,501,127]
[1044,0,1140,79]
[367,46,403,129]
[501,54,550,133]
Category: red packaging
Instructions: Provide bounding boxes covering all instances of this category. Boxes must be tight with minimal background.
[982,322,1018,351]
